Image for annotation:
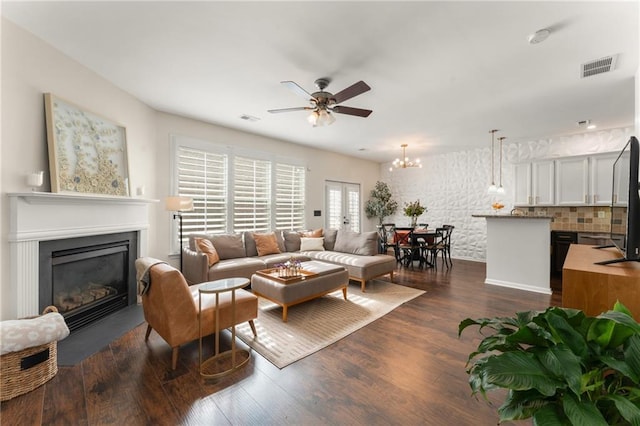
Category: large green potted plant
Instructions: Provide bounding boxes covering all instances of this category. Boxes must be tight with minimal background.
[365,181,398,225]
[458,302,640,425]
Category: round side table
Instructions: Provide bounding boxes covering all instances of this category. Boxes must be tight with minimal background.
[198,277,251,378]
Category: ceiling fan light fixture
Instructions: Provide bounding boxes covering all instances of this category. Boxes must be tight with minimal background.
[308,108,335,127]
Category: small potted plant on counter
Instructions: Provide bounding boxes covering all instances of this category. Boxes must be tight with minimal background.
[458,301,640,425]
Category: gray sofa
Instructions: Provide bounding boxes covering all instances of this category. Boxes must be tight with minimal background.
[182,229,395,292]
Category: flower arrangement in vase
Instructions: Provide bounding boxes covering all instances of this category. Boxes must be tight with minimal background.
[404,200,426,227]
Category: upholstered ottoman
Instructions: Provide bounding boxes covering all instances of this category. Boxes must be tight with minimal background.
[250,261,349,322]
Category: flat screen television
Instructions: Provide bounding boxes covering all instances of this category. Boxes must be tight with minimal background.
[597,136,640,265]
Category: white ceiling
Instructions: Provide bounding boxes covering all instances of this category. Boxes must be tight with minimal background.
[2,1,638,163]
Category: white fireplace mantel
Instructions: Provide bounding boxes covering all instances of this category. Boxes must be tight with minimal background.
[8,192,156,317]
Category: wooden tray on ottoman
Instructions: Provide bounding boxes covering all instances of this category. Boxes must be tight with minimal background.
[255,268,317,284]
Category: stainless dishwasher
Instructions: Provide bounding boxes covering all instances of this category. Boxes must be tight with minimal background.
[577,233,625,247]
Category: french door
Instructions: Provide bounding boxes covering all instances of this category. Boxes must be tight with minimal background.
[325,181,360,232]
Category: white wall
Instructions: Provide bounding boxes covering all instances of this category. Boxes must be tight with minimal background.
[0,19,381,319]
[380,127,634,262]
[1,19,159,320]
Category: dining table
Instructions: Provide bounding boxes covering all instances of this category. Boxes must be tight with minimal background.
[395,227,440,268]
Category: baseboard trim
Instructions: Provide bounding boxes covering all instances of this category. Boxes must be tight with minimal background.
[485,278,552,295]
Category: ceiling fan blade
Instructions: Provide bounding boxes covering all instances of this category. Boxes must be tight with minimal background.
[281,81,313,100]
[331,81,371,104]
[268,107,313,114]
[332,105,372,118]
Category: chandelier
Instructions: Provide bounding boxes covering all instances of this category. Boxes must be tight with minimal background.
[389,144,421,171]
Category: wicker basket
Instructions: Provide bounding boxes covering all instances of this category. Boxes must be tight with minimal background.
[0,306,60,401]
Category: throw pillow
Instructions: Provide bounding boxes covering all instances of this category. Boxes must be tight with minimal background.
[195,237,220,266]
[283,230,302,252]
[301,228,323,238]
[300,237,325,251]
[323,228,338,250]
[209,234,246,259]
[243,231,258,257]
[274,230,286,252]
[334,230,378,256]
[253,232,281,256]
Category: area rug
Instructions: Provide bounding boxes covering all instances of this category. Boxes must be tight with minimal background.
[235,280,425,368]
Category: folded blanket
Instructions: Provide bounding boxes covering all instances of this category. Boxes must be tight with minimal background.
[135,257,168,295]
[0,312,70,355]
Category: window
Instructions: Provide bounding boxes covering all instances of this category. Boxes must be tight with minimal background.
[170,135,306,253]
[275,163,306,230]
[175,146,228,247]
[233,156,271,232]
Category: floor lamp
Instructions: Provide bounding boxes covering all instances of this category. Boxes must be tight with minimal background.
[165,196,194,271]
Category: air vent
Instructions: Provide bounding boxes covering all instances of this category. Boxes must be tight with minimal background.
[239,114,260,122]
[581,55,617,78]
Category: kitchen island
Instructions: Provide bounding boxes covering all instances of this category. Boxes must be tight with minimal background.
[472,214,553,294]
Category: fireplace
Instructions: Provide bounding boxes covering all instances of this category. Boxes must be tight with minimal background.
[39,232,138,331]
[8,192,152,320]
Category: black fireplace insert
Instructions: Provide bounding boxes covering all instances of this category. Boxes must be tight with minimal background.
[39,231,138,331]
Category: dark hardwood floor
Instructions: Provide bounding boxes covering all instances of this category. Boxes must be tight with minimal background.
[1,260,561,425]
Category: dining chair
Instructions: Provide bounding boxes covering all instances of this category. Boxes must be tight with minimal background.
[379,223,399,259]
[441,224,455,267]
[394,228,416,266]
[424,227,450,270]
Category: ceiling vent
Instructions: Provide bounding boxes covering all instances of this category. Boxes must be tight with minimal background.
[581,55,617,78]
[239,114,260,122]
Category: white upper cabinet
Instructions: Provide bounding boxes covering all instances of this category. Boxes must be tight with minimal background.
[590,154,618,205]
[515,152,622,206]
[514,161,554,205]
[556,157,589,205]
[532,160,555,205]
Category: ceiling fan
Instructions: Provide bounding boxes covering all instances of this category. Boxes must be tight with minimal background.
[268,78,372,127]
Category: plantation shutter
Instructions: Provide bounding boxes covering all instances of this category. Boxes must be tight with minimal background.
[176,146,228,246]
[346,184,361,232]
[233,156,271,232]
[326,182,343,230]
[275,163,306,230]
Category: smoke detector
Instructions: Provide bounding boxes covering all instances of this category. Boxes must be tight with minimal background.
[581,55,618,78]
[528,29,550,44]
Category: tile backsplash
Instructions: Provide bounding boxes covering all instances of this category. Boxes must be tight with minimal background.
[526,206,626,232]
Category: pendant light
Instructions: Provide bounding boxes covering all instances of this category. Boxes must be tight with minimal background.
[487,129,499,194]
[496,136,506,195]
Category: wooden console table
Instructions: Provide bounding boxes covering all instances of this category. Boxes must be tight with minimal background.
[562,245,640,319]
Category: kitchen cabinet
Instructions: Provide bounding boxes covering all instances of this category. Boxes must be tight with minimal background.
[514,160,554,206]
[515,153,621,207]
[590,154,618,205]
[556,157,589,205]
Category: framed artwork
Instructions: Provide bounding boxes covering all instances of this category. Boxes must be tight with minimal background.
[44,93,130,196]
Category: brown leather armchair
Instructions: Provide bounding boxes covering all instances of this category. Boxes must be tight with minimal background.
[138,260,258,370]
